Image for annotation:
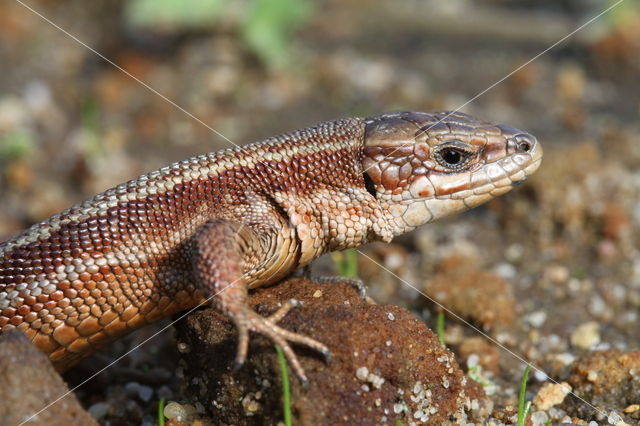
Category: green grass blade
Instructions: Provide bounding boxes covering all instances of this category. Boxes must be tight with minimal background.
[276,345,293,426]
[436,310,446,345]
[158,397,165,426]
[517,365,532,426]
[333,248,358,277]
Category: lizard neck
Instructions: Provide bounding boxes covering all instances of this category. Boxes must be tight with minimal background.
[269,125,394,267]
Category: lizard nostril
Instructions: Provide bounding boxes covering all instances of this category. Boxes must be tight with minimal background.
[518,141,531,152]
[514,134,535,153]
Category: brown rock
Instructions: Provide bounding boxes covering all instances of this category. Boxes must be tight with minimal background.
[175,278,491,425]
[532,382,572,411]
[425,256,516,329]
[0,329,97,426]
[458,336,500,376]
[566,350,640,421]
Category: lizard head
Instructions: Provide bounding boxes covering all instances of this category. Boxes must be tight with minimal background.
[362,111,542,236]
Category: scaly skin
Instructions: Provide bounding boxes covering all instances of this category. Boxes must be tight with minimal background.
[0,111,542,382]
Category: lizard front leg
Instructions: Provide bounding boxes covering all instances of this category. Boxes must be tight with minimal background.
[191,218,330,384]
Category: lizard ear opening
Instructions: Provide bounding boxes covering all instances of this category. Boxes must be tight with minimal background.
[363,172,377,198]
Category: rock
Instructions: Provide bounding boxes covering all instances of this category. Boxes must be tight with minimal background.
[566,350,640,422]
[0,329,97,426]
[163,402,198,423]
[458,336,500,376]
[623,404,639,414]
[532,382,572,411]
[524,311,547,328]
[424,256,516,329]
[174,278,491,425]
[570,322,601,350]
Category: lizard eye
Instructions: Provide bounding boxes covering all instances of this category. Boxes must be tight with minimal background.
[441,149,462,165]
[434,142,474,170]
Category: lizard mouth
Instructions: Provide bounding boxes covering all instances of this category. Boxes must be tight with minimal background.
[389,150,543,206]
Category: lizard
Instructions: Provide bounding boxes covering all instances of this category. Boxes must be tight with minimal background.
[0,110,542,383]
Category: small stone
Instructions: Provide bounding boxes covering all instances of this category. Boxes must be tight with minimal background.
[368,373,385,389]
[125,382,153,402]
[242,394,261,414]
[177,342,190,353]
[494,262,517,280]
[157,385,173,400]
[467,354,479,368]
[589,295,607,317]
[387,312,395,321]
[87,402,110,420]
[137,384,153,402]
[570,321,600,350]
[548,407,566,419]
[164,402,197,422]
[525,311,547,328]
[312,289,322,298]
[554,352,576,366]
[623,404,639,413]
[607,411,623,425]
[533,370,548,382]
[530,411,549,425]
[533,382,572,410]
[545,265,569,284]
[356,366,369,381]
[505,243,524,263]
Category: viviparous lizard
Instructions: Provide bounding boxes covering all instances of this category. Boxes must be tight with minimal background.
[0,111,542,382]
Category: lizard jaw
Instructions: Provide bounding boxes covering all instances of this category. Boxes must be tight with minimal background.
[378,140,542,236]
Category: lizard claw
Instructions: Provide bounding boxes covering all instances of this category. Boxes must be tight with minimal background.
[233,318,250,370]
[231,303,329,384]
[312,275,375,304]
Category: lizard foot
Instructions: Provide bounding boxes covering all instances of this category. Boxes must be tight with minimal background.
[232,299,331,384]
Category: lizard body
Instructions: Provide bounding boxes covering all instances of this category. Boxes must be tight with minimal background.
[0,111,542,381]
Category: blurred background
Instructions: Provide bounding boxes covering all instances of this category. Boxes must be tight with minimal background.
[1,0,639,424]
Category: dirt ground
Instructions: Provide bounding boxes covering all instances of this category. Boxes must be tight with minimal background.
[1,0,639,425]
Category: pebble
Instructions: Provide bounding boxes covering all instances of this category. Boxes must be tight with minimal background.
[157,385,173,400]
[494,262,517,280]
[164,402,197,422]
[533,370,548,382]
[589,295,607,317]
[525,311,547,328]
[530,410,549,426]
[125,381,153,402]
[548,407,566,419]
[545,265,569,284]
[87,402,110,420]
[607,411,625,425]
[553,352,576,366]
[532,382,572,410]
[504,243,524,263]
[356,366,369,381]
[570,321,601,349]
